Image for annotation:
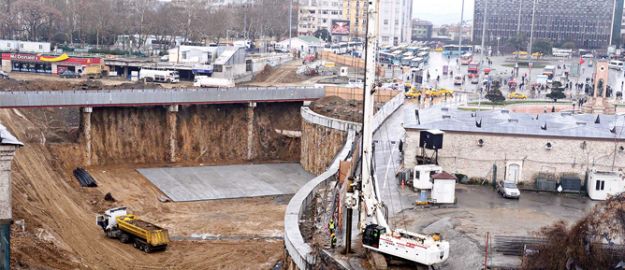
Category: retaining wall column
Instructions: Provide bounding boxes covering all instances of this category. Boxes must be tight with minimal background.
[81,107,92,166]
[0,144,20,270]
[167,105,179,162]
[247,102,257,160]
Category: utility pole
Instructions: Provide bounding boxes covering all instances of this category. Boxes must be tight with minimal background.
[609,0,617,48]
[289,0,293,51]
[458,0,465,56]
[480,0,488,67]
[516,0,523,35]
[527,0,537,84]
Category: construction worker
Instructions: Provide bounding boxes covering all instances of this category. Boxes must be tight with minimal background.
[330,232,337,248]
[328,219,335,233]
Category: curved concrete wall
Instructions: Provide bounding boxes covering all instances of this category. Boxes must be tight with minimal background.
[285,93,404,269]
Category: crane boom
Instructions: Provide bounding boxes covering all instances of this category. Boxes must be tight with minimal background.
[352,0,451,266]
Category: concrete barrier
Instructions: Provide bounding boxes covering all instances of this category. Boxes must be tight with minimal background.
[284,92,404,269]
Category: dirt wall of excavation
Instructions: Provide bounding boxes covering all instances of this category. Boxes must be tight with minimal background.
[299,121,346,175]
[87,102,303,166]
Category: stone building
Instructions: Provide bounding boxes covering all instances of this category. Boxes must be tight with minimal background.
[403,108,625,184]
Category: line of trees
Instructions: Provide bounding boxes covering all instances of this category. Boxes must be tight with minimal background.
[0,0,296,48]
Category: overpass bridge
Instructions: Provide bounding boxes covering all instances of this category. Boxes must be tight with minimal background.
[0,86,324,108]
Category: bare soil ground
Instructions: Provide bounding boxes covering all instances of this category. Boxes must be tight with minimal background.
[0,75,297,268]
[249,61,307,85]
[310,96,364,123]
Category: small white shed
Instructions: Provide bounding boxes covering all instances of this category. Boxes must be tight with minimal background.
[431,172,457,204]
[587,169,625,201]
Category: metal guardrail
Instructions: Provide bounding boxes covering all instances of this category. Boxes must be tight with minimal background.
[0,86,324,108]
[284,92,405,269]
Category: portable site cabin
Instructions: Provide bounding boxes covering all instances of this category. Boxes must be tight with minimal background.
[587,169,625,201]
[431,172,457,204]
[411,165,457,204]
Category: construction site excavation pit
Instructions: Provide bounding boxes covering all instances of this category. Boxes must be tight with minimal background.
[138,163,314,201]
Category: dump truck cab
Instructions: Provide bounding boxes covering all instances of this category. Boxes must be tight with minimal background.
[96,206,128,231]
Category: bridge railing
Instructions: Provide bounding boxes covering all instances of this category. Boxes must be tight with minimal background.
[0,86,325,108]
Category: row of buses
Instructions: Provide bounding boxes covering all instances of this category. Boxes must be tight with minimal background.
[379,46,430,68]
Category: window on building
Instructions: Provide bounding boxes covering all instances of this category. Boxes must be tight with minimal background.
[38,45,43,50]
[181,51,187,59]
[384,19,388,25]
[246,59,252,72]
[20,44,24,49]
[595,180,605,191]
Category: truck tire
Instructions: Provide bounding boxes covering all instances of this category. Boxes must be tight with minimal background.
[119,232,130,243]
[143,245,151,253]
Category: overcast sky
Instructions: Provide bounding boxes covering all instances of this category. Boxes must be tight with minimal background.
[413,0,475,26]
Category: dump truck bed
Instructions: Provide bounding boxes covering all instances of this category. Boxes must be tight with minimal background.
[116,215,169,247]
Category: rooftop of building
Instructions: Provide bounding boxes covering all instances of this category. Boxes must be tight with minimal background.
[404,107,625,140]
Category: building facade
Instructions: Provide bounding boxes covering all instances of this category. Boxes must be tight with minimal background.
[412,19,433,41]
[378,0,412,46]
[342,0,367,38]
[343,0,412,45]
[473,0,623,50]
[1,53,101,75]
[298,0,344,36]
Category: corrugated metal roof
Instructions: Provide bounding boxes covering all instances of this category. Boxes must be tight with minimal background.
[405,108,625,140]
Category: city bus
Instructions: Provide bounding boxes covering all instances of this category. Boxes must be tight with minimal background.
[442,45,472,56]
[401,56,414,66]
[417,51,429,63]
[410,57,424,68]
[460,53,473,65]
[379,52,394,64]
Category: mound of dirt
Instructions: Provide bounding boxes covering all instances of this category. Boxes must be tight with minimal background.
[0,78,161,91]
[310,96,363,123]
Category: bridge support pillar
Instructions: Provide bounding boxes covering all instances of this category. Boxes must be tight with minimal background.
[247,102,256,160]
[81,107,92,166]
[167,105,179,162]
[0,143,20,270]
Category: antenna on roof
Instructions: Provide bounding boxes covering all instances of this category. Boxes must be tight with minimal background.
[541,123,547,130]
[595,115,601,124]
[610,126,616,134]
[476,118,482,128]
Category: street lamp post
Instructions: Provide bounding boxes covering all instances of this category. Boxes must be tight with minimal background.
[458,0,465,56]
[527,0,537,84]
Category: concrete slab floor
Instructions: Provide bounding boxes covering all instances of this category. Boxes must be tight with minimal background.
[137,163,314,202]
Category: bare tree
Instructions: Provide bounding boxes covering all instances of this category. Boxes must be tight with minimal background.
[13,0,61,41]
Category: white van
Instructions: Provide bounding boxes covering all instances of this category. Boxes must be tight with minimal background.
[609,60,624,71]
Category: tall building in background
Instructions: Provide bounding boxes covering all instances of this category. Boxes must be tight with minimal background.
[344,0,411,45]
[298,0,344,37]
[473,0,623,50]
[343,0,367,38]
[411,19,433,41]
[378,0,412,46]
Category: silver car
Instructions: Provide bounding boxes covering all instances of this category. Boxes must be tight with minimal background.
[497,181,521,199]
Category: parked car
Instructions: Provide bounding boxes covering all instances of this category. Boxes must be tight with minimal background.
[508,92,528,100]
[453,76,463,85]
[581,54,594,59]
[60,70,80,78]
[471,76,479,84]
[497,181,521,199]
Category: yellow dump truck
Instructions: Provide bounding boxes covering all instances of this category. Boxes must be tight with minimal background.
[96,207,169,253]
[84,64,103,79]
